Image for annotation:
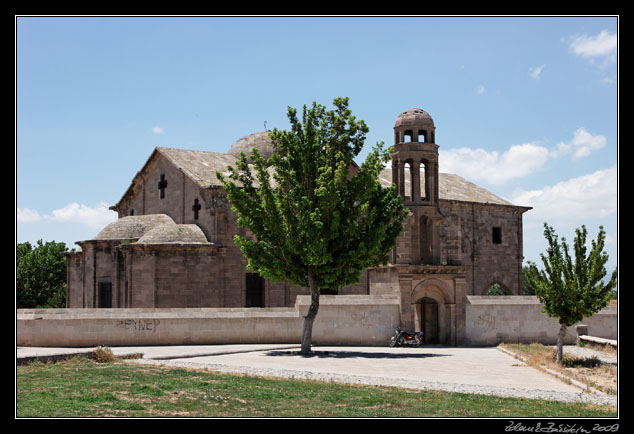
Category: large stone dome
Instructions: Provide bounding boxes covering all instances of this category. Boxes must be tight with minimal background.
[228,131,274,162]
[394,108,435,128]
[92,214,175,241]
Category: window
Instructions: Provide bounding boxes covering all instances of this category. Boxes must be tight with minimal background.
[485,283,506,295]
[192,198,201,220]
[158,174,168,199]
[245,273,264,307]
[492,227,502,244]
[98,282,112,308]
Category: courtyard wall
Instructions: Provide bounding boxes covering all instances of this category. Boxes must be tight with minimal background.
[17,295,401,347]
[16,295,616,348]
[464,296,617,346]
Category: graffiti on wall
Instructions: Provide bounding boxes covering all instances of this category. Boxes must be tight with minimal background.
[477,314,496,330]
[116,319,161,332]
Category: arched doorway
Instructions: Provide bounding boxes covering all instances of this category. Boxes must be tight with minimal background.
[418,297,439,344]
[411,280,453,345]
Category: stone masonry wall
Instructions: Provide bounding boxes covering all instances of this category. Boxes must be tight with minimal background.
[17,295,401,347]
[18,295,616,347]
[121,245,227,308]
[439,201,525,296]
[464,296,617,345]
[65,252,83,307]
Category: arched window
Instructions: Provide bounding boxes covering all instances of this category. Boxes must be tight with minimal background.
[420,162,426,201]
[484,283,507,296]
[403,162,411,200]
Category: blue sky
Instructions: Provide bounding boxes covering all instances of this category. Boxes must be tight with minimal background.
[16,16,618,275]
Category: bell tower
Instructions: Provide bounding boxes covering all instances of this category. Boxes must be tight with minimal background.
[391,108,442,265]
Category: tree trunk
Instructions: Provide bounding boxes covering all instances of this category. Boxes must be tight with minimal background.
[301,269,320,355]
[556,324,567,364]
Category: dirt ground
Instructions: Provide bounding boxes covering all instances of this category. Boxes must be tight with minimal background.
[567,364,617,394]
[562,344,617,394]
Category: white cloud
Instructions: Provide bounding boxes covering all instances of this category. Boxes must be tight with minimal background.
[568,30,617,68]
[438,126,608,186]
[553,127,606,159]
[49,202,118,229]
[529,64,545,80]
[17,202,118,230]
[439,142,550,185]
[511,165,617,223]
[569,30,617,59]
[152,126,164,134]
[17,207,42,223]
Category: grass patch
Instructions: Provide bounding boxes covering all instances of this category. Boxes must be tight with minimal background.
[16,355,616,418]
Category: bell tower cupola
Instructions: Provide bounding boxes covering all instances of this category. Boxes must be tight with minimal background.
[391,108,439,206]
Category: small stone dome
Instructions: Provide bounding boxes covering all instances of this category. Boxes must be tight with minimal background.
[93,214,175,241]
[228,131,274,162]
[394,108,435,128]
[394,108,436,144]
[136,224,209,244]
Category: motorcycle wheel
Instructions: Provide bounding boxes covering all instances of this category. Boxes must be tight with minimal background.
[389,337,397,347]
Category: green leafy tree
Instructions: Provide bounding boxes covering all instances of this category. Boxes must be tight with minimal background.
[524,223,617,363]
[16,240,69,308]
[217,97,408,354]
[521,267,536,295]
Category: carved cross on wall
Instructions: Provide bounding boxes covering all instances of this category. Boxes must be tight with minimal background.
[192,198,201,220]
[158,174,168,199]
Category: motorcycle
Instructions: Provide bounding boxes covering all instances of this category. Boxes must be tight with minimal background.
[389,327,423,347]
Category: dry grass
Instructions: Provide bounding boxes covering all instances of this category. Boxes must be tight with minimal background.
[92,346,119,363]
[500,343,617,395]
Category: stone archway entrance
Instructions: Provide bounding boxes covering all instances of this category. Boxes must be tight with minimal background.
[418,297,439,344]
[410,279,454,346]
[393,269,467,346]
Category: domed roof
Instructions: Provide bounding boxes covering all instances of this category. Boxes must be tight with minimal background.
[137,224,209,244]
[93,214,175,241]
[394,108,435,128]
[228,131,274,162]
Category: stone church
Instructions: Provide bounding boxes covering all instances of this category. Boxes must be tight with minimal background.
[66,108,531,344]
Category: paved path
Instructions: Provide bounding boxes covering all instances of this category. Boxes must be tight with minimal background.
[17,344,616,407]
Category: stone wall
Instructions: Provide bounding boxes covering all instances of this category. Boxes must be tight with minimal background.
[119,244,226,308]
[24,293,616,348]
[439,201,525,296]
[464,296,617,346]
[17,295,401,347]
